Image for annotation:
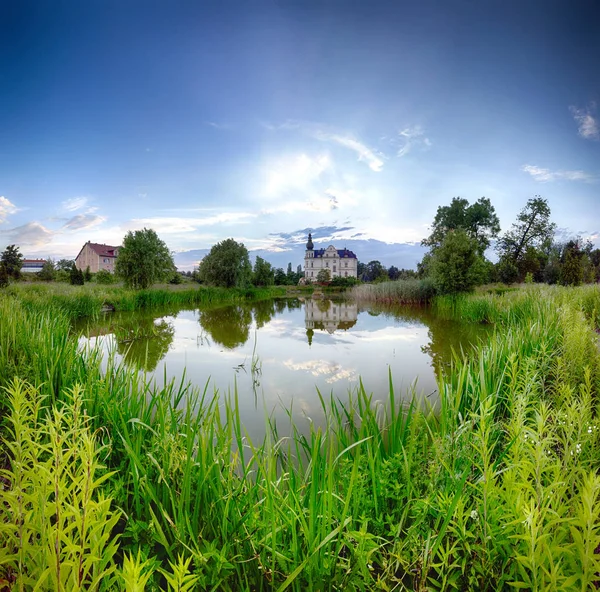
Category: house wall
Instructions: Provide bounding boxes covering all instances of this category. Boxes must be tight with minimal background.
[75,244,118,273]
[304,245,357,280]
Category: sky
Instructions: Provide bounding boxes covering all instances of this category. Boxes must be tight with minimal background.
[1,0,599,270]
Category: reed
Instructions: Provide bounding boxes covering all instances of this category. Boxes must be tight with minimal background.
[352,278,436,305]
[1,284,599,590]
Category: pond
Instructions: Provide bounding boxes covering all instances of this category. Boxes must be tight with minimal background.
[76,297,491,442]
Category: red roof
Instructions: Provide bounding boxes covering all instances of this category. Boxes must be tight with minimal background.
[86,242,119,258]
[22,259,46,264]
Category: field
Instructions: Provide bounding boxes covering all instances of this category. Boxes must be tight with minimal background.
[1,283,600,591]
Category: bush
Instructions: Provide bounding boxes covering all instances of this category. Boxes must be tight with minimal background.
[169,272,183,285]
[95,270,114,284]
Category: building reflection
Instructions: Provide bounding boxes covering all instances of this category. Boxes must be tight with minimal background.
[304,299,358,345]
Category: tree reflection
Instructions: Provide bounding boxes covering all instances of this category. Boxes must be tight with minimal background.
[198,305,252,349]
[114,317,175,372]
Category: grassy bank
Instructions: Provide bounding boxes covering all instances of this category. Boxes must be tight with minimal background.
[1,285,600,590]
[352,278,436,305]
[1,282,287,320]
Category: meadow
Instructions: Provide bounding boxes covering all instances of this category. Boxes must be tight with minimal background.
[1,282,600,591]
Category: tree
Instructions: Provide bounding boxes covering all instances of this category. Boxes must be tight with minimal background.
[1,244,24,279]
[38,258,56,281]
[360,260,387,283]
[84,266,92,282]
[388,265,400,280]
[197,238,251,288]
[496,197,556,267]
[115,228,176,290]
[560,240,584,286]
[253,256,275,286]
[274,268,287,285]
[0,264,8,288]
[422,197,500,254]
[56,259,75,271]
[70,266,84,286]
[316,269,331,283]
[430,230,488,294]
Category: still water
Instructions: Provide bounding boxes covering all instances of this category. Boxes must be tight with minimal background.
[77,298,490,441]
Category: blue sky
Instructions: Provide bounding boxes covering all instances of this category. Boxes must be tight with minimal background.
[1,0,599,269]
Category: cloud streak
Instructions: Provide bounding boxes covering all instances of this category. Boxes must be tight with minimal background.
[0,196,18,223]
[62,213,106,231]
[397,126,432,157]
[0,222,54,246]
[62,197,89,212]
[569,103,599,140]
[521,164,594,182]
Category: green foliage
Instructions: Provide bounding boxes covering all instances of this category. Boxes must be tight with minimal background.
[70,266,85,285]
[1,244,24,279]
[252,255,275,286]
[95,269,114,284]
[359,260,387,282]
[197,238,252,288]
[0,379,120,590]
[496,196,555,264]
[38,258,56,281]
[168,271,183,285]
[0,264,9,288]
[430,229,488,294]
[316,268,331,283]
[422,196,500,253]
[560,240,584,286]
[115,228,175,290]
[352,277,436,303]
[56,258,75,272]
[329,275,359,288]
[84,265,92,282]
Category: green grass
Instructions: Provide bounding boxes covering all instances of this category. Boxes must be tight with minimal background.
[1,284,600,590]
[352,278,436,304]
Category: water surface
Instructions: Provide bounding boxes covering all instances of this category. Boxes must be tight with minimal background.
[77,298,490,440]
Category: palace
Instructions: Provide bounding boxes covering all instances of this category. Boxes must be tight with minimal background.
[303,233,357,281]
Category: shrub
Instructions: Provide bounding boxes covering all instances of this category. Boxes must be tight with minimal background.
[95,269,114,284]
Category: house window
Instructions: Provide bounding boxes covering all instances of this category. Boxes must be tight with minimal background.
[311,261,313,267]
[345,261,348,267]
[103,258,109,263]
[333,266,336,272]
[325,262,329,267]
[345,272,348,277]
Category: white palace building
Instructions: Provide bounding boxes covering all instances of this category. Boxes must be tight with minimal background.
[303,233,358,281]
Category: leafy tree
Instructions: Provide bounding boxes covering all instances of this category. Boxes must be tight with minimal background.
[316,269,331,283]
[38,258,56,281]
[0,264,8,288]
[253,256,275,286]
[560,240,584,286]
[274,268,287,285]
[430,230,488,294]
[1,244,23,279]
[168,272,183,284]
[496,256,519,284]
[70,266,84,286]
[360,260,387,283]
[496,197,555,266]
[115,228,176,290]
[84,266,92,282]
[198,238,251,288]
[56,258,75,271]
[388,266,400,280]
[422,197,500,254]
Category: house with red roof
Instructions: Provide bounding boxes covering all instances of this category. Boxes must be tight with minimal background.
[75,241,121,273]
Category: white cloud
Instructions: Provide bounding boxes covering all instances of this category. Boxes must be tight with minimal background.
[569,104,599,140]
[317,133,384,172]
[0,196,18,223]
[62,197,89,212]
[397,126,432,157]
[62,214,106,231]
[521,164,594,182]
[0,222,54,246]
[264,153,332,197]
[129,212,257,234]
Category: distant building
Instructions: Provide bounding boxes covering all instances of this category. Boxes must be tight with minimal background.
[303,233,357,281]
[21,259,46,273]
[75,241,120,273]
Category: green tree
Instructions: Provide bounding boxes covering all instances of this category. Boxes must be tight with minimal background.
[0,264,8,288]
[56,258,75,271]
[70,266,84,286]
[316,269,331,283]
[38,258,56,281]
[274,268,287,285]
[84,266,92,282]
[1,244,24,279]
[430,229,487,294]
[115,228,175,290]
[253,256,275,286]
[560,240,584,286]
[197,238,252,288]
[422,197,500,254]
[496,197,555,267]
[95,269,114,284]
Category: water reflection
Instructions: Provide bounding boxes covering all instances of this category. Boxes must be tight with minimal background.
[76,298,492,442]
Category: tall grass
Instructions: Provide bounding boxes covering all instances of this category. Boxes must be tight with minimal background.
[1,284,600,589]
[352,278,436,305]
